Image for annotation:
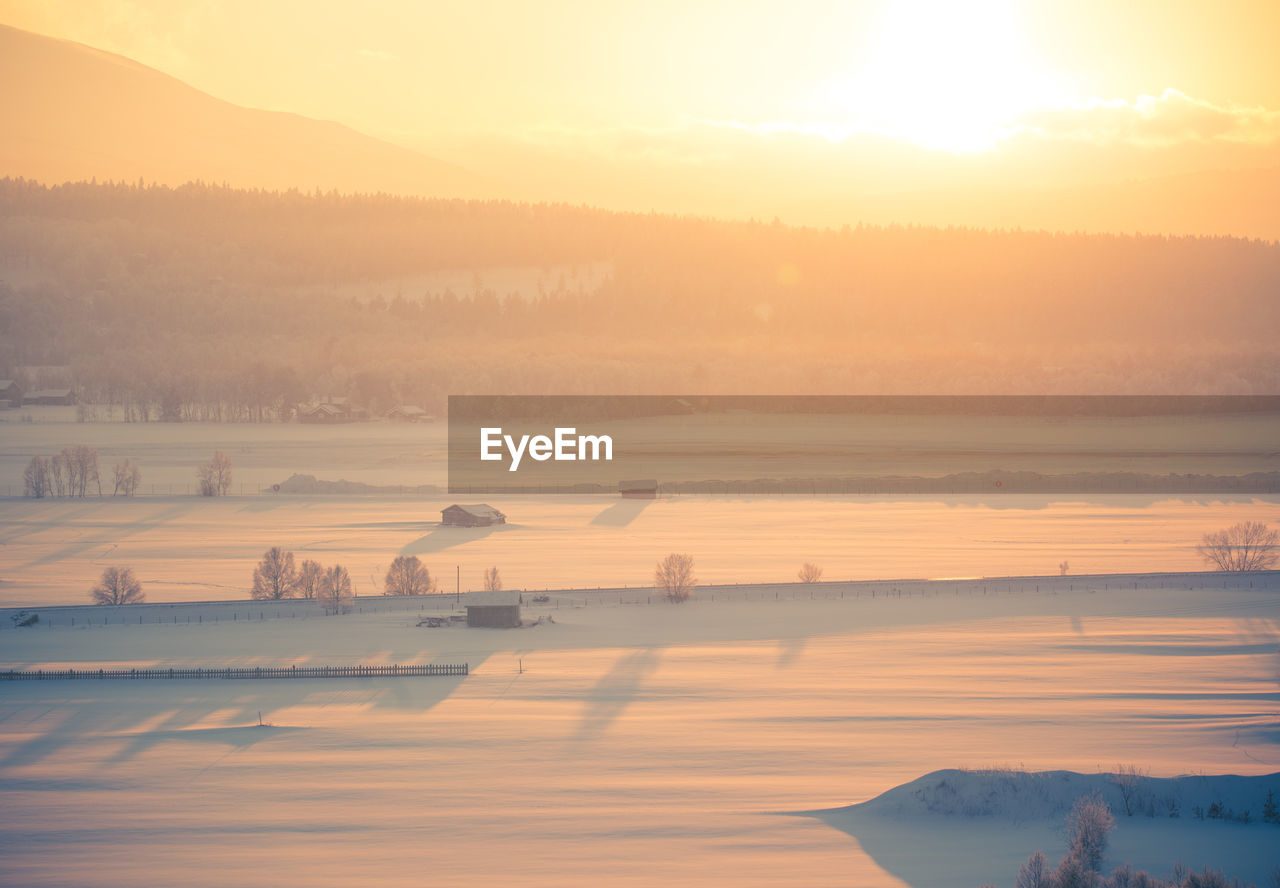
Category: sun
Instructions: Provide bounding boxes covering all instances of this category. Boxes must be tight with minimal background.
[815,0,1074,153]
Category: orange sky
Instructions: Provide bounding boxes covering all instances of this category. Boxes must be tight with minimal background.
[2,0,1278,230]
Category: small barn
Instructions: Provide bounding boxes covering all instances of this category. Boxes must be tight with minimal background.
[298,402,349,424]
[465,589,522,628]
[619,479,658,499]
[442,504,507,527]
[0,380,21,408]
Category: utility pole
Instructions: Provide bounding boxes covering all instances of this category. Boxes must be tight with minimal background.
[456,565,460,606]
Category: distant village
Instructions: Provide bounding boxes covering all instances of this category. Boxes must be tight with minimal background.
[0,376,434,424]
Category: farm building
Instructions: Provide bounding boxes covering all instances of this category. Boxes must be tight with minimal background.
[0,379,20,408]
[465,589,522,628]
[22,388,74,406]
[442,504,507,527]
[619,479,658,498]
[298,402,350,423]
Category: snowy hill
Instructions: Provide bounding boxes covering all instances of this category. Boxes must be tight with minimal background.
[846,767,1280,824]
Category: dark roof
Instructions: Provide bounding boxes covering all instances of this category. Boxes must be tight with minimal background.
[466,589,521,607]
[619,479,658,490]
[300,403,344,415]
[445,504,505,519]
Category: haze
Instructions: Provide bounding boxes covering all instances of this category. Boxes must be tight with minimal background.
[2,0,1278,234]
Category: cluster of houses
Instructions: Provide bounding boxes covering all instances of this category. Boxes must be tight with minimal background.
[0,381,431,423]
[0,380,75,410]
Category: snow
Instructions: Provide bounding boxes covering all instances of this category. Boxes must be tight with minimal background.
[2,492,1278,606]
[2,417,1279,884]
[2,576,1278,886]
[816,768,1280,886]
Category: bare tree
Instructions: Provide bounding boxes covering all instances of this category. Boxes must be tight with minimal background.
[49,452,67,497]
[296,559,323,599]
[483,566,502,591]
[251,547,298,599]
[90,566,145,605]
[23,455,52,498]
[1197,521,1278,571]
[1059,560,1069,576]
[75,445,101,496]
[318,564,353,613]
[62,446,84,496]
[1109,764,1146,817]
[52,445,100,497]
[798,562,823,583]
[197,450,233,496]
[1065,791,1115,872]
[655,553,696,602]
[385,555,433,596]
[113,459,142,496]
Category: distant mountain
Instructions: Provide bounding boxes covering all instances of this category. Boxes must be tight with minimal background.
[0,23,489,198]
[2,22,1276,240]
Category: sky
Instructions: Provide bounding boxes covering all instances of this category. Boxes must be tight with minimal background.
[2,0,1278,227]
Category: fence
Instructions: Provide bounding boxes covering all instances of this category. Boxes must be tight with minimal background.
[3,572,1277,631]
[0,663,468,681]
[1,596,460,629]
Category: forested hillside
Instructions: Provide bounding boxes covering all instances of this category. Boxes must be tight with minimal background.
[1,178,1277,419]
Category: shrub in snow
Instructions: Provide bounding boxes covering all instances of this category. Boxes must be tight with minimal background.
[655,553,696,602]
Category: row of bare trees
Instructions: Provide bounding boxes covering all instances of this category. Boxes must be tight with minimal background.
[23,450,230,498]
[23,446,105,497]
[656,557,826,601]
[251,547,352,613]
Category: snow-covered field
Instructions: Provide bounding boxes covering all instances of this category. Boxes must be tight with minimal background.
[2,491,1277,606]
[2,416,1278,885]
[2,411,1276,607]
[2,577,1278,887]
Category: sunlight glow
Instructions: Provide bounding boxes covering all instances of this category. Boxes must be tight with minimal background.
[812,0,1075,152]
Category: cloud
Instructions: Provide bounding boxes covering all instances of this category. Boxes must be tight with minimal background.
[1014,89,1280,146]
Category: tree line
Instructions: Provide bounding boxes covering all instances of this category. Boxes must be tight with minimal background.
[23,448,236,497]
[2,177,1277,420]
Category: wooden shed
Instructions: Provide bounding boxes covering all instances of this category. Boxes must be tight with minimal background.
[619,479,658,499]
[465,589,522,628]
[442,504,507,527]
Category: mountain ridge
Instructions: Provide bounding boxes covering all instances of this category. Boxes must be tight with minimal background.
[0,22,489,199]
